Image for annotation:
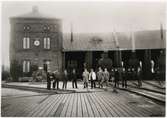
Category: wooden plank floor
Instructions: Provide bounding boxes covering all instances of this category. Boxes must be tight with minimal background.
[1,89,165,117]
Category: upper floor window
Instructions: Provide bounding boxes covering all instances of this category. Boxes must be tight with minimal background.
[24,26,30,30]
[23,37,30,49]
[23,60,30,73]
[44,37,50,49]
[44,26,50,31]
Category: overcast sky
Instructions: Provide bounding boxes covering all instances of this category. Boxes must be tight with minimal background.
[1,1,166,67]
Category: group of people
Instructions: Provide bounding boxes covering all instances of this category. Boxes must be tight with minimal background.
[46,66,143,90]
[83,66,143,89]
[82,67,110,89]
[46,68,78,90]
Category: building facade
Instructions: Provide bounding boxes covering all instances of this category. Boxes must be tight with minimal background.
[10,7,63,80]
[9,7,165,81]
[63,31,166,79]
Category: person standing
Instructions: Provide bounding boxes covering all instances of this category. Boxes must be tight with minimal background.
[127,68,131,83]
[137,67,142,88]
[151,60,156,80]
[97,67,104,88]
[114,68,119,88]
[89,68,96,89]
[53,70,60,89]
[71,69,78,88]
[41,69,47,83]
[47,71,52,90]
[110,68,115,83]
[62,69,68,89]
[122,67,127,88]
[102,68,110,88]
[82,68,89,88]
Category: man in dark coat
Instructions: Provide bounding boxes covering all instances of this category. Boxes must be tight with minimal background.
[47,71,52,90]
[114,68,119,88]
[71,69,78,88]
[137,67,142,88]
[122,67,127,88]
[62,69,68,89]
[110,68,115,83]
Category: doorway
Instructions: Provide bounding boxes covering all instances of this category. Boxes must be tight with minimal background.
[65,51,86,79]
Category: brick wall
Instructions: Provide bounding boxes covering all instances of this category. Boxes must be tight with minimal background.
[10,17,63,77]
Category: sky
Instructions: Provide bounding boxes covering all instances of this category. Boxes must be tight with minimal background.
[1,1,166,67]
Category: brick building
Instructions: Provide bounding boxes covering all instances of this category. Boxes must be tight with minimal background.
[10,6,63,79]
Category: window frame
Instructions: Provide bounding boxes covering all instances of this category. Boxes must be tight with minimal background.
[43,37,51,49]
[23,60,31,73]
[23,37,30,49]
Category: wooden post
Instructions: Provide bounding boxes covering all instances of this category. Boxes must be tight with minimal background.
[144,49,151,80]
[115,49,122,67]
[119,50,122,67]
[62,52,65,72]
[85,51,93,69]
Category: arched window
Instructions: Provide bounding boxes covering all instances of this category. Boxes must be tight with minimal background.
[24,26,30,30]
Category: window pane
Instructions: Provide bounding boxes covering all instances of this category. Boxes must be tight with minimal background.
[47,38,50,49]
[23,61,26,72]
[27,61,30,72]
[23,38,26,49]
[27,38,30,48]
[23,60,30,73]
[44,38,46,48]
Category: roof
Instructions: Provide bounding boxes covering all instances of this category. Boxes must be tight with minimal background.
[63,30,166,51]
[12,6,58,19]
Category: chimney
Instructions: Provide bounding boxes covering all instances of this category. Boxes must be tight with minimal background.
[32,6,39,13]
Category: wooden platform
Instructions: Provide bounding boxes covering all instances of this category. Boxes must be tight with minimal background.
[1,88,165,117]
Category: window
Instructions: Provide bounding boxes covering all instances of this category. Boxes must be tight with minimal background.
[44,26,50,31]
[44,37,50,49]
[24,26,30,30]
[23,37,30,49]
[23,60,30,73]
[27,26,30,30]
